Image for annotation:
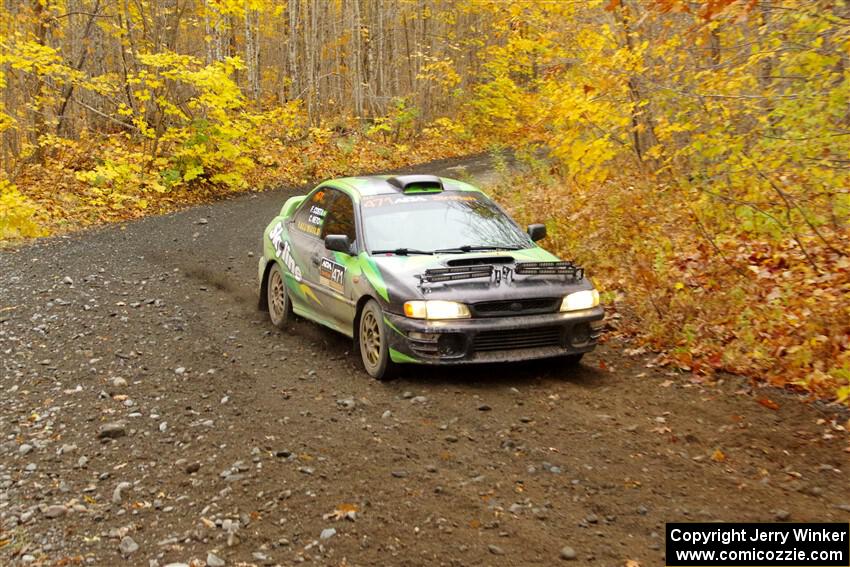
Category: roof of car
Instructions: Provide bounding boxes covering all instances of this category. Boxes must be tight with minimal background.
[324,175,483,198]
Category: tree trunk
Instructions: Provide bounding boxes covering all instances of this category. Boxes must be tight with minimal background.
[30,0,50,163]
[56,0,103,137]
[612,0,658,167]
[245,7,261,101]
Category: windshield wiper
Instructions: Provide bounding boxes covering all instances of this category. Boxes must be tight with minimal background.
[371,248,434,256]
[435,244,525,254]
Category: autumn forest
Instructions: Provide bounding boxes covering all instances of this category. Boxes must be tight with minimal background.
[1,0,848,401]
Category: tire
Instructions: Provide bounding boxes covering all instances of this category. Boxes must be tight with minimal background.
[563,353,584,366]
[358,299,396,380]
[267,263,292,328]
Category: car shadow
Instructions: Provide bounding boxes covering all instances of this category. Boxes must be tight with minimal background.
[393,357,607,390]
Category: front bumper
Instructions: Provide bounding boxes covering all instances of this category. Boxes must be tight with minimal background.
[385,306,605,365]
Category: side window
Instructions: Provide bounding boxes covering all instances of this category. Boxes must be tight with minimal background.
[292,188,330,237]
[321,190,357,244]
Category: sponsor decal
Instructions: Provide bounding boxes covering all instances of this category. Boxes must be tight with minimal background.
[296,220,321,236]
[319,257,345,293]
[361,193,477,208]
[269,222,302,282]
[269,221,285,255]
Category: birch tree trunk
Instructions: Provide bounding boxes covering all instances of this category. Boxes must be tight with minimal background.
[286,0,299,102]
[351,0,364,119]
[203,0,226,64]
[245,6,261,101]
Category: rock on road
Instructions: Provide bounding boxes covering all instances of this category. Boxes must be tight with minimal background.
[1,155,849,566]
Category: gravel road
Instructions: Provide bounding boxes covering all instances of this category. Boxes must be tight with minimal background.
[2,155,849,566]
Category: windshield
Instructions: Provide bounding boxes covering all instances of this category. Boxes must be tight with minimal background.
[361,191,533,253]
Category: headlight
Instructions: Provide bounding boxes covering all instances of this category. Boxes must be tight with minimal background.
[404,300,471,320]
[560,289,599,312]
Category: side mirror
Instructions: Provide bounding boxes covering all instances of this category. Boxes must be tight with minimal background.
[325,234,352,255]
[527,224,547,242]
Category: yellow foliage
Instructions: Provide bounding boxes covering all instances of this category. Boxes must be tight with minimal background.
[417,57,461,92]
[493,166,850,403]
[0,179,43,240]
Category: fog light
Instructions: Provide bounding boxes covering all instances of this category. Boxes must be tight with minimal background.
[571,323,591,345]
[438,334,465,356]
[409,331,438,342]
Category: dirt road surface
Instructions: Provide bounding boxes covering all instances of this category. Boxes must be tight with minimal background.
[2,155,849,567]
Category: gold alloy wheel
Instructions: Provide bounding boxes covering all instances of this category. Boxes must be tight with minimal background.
[268,267,288,326]
[360,308,381,370]
[358,300,396,380]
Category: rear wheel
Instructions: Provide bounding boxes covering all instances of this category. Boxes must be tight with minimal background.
[267,264,292,328]
[359,300,396,380]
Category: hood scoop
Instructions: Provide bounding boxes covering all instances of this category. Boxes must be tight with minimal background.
[446,256,514,267]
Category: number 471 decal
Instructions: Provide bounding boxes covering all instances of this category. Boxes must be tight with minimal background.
[319,258,345,293]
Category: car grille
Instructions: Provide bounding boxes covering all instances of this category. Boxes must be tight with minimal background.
[473,326,563,352]
[471,298,559,317]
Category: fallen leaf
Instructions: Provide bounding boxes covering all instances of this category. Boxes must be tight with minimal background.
[758,398,780,410]
[711,449,726,462]
[323,503,358,521]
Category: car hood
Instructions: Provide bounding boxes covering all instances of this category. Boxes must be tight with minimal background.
[366,248,594,310]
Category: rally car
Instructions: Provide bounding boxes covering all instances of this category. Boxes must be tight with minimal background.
[258,174,604,380]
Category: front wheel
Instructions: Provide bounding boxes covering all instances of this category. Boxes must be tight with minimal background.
[267,263,293,328]
[358,300,396,380]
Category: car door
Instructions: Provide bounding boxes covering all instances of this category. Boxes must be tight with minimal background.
[316,189,358,331]
[286,187,330,317]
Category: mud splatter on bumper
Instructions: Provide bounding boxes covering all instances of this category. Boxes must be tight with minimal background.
[385,306,604,364]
